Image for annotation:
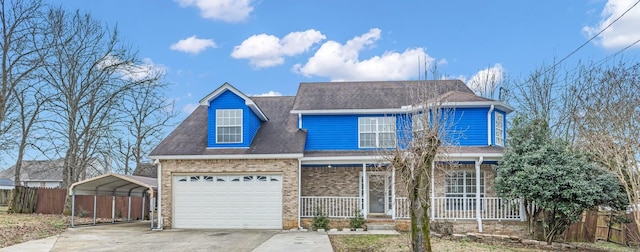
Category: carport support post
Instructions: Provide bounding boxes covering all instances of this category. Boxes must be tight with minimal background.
[112,195,116,223]
[142,195,146,221]
[127,196,131,222]
[71,189,76,227]
[93,194,97,225]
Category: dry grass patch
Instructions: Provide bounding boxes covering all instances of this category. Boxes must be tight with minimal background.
[0,206,68,248]
[329,233,637,252]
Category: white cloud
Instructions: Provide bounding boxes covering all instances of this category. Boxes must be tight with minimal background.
[231,29,326,68]
[583,0,640,49]
[170,35,217,55]
[181,103,200,114]
[293,28,433,81]
[253,91,283,96]
[176,0,254,23]
[466,64,505,98]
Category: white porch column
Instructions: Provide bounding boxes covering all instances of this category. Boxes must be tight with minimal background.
[391,165,396,219]
[475,157,484,233]
[430,161,435,220]
[362,163,367,218]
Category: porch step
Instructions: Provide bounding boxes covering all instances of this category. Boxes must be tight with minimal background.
[366,223,396,231]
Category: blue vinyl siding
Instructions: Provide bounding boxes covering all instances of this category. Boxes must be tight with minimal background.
[449,108,489,146]
[303,108,492,150]
[303,115,360,150]
[207,90,261,147]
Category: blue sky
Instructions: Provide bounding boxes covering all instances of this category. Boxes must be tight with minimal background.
[53,0,639,119]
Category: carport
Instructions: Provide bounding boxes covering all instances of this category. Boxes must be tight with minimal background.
[68,174,158,229]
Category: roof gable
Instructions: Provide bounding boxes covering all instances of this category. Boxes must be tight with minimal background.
[199,82,268,121]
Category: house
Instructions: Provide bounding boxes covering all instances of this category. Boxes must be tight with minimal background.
[0,158,106,188]
[149,80,522,234]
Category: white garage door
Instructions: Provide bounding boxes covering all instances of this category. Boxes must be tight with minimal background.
[173,174,282,229]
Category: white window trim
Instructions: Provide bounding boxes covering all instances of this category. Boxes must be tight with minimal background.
[358,117,396,148]
[495,112,504,146]
[216,109,243,144]
[444,170,485,210]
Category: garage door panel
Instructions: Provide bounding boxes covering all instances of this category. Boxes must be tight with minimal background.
[173,174,282,229]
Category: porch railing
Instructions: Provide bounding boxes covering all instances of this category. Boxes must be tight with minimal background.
[303,196,524,220]
[300,196,360,218]
[431,197,523,220]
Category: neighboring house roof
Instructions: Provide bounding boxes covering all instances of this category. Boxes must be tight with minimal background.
[0,159,65,182]
[0,158,105,182]
[291,80,473,111]
[150,96,307,157]
[133,163,157,178]
[0,178,14,186]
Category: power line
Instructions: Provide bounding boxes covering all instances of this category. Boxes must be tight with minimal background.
[513,0,640,90]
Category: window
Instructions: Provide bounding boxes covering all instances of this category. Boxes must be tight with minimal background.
[495,113,504,146]
[445,171,485,210]
[216,109,242,143]
[358,117,396,148]
[412,113,428,140]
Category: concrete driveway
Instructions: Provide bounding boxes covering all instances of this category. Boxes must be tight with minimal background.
[52,222,279,252]
[0,222,333,252]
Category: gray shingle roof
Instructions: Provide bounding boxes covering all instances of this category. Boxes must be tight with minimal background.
[133,163,157,178]
[0,159,105,182]
[0,159,65,181]
[150,96,306,156]
[291,80,474,110]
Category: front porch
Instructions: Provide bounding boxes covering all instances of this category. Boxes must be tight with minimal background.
[299,158,526,232]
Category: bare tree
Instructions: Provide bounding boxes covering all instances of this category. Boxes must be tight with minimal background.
[383,83,456,252]
[39,8,159,213]
[0,0,45,153]
[114,76,176,175]
[11,78,48,185]
[467,64,504,99]
[571,59,640,235]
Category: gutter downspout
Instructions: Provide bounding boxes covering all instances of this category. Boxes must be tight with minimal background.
[476,156,484,233]
[154,159,163,230]
[487,105,494,146]
[298,159,302,230]
[298,113,302,129]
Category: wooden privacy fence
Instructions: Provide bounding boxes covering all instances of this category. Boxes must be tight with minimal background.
[8,187,145,220]
[564,210,640,245]
[0,189,12,205]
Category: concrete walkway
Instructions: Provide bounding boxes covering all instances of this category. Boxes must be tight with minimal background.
[0,235,59,252]
[253,232,333,252]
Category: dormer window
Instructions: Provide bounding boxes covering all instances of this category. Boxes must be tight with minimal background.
[216,109,242,143]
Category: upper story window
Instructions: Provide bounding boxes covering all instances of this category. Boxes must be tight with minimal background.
[358,117,395,148]
[412,113,428,139]
[216,109,242,143]
[495,113,504,146]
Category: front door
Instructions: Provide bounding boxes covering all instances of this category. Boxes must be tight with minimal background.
[368,173,391,214]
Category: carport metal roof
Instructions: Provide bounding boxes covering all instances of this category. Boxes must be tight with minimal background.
[69,173,157,198]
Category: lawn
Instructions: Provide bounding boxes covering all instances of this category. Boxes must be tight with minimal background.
[329,233,637,252]
[0,206,69,248]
